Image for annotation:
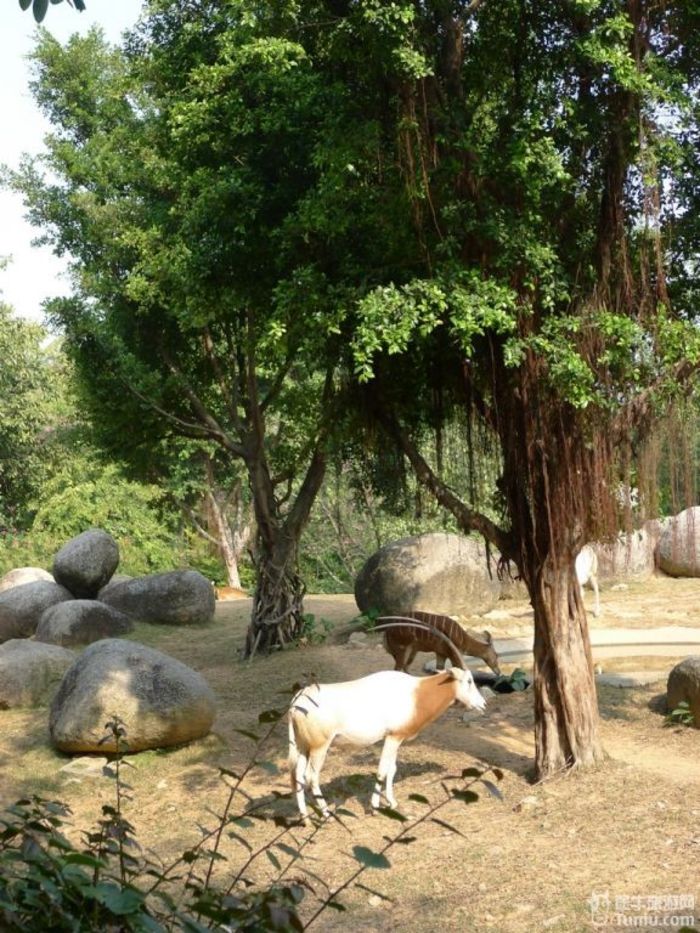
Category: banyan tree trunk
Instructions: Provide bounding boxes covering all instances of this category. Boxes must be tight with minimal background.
[244,537,305,657]
[531,555,605,778]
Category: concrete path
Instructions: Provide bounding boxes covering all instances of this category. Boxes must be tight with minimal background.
[491,625,700,664]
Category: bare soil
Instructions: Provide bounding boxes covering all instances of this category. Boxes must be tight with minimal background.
[1,576,699,931]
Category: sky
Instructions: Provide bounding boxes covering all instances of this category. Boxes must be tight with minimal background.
[0,0,144,324]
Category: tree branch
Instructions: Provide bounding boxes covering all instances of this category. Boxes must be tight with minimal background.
[202,325,244,434]
[260,352,296,415]
[376,406,514,558]
[614,358,700,441]
[183,504,219,546]
[157,341,247,459]
[284,367,336,540]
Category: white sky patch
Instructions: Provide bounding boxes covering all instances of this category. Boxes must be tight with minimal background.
[0,0,144,323]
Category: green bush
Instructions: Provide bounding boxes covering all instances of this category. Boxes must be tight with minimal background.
[0,713,499,931]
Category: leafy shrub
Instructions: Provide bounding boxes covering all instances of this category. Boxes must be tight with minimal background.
[492,668,530,693]
[0,710,501,931]
[296,613,333,645]
[664,699,695,728]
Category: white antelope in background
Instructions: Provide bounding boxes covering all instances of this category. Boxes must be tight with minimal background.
[288,666,486,822]
[575,545,600,617]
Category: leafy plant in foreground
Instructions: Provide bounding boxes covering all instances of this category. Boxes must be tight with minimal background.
[0,705,501,930]
[664,700,695,728]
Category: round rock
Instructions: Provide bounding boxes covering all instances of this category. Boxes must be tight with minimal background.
[52,529,120,598]
[658,508,700,577]
[355,533,501,618]
[593,528,656,583]
[99,570,215,625]
[0,567,54,594]
[49,639,217,753]
[36,600,133,647]
[0,639,75,709]
[666,656,700,729]
[0,581,74,644]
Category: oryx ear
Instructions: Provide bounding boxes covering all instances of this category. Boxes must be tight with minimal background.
[445,661,464,680]
[483,631,493,644]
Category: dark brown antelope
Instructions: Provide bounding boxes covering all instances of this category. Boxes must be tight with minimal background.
[377,609,501,675]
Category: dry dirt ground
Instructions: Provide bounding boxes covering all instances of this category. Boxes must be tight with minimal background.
[1,576,699,931]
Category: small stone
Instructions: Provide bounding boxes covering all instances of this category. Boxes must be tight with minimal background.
[610,583,629,591]
[507,904,535,918]
[157,779,168,790]
[480,686,497,699]
[514,795,540,812]
[462,710,483,723]
[543,915,566,928]
[347,632,368,648]
[368,895,383,908]
[58,756,110,778]
[594,664,604,675]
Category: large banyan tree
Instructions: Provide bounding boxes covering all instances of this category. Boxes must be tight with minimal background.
[13,0,700,773]
[302,0,700,777]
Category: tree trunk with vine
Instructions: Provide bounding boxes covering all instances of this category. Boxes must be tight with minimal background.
[243,446,326,657]
[245,532,305,656]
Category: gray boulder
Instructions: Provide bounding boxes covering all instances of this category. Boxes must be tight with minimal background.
[99,570,216,626]
[49,639,217,753]
[666,656,700,729]
[355,532,501,618]
[36,600,133,647]
[658,508,700,577]
[0,581,73,644]
[0,567,54,593]
[592,528,656,584]
[53,529,120,598]
[0,639,75,709]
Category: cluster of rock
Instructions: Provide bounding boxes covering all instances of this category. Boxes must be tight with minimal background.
[355,510,700,620]
[0,528,217,754]
[0,529,216,649]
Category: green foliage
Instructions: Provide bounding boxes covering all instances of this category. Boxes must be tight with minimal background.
[0,303,57,530]
[296,612,333,645]
[356,607,381,632]
[0,447,210,580]
[664,700,695,728]
[29,460,180,576]
[493,669,530,693]
[18,0,85,24]
[0,706,500,931]
[299,420,502,593]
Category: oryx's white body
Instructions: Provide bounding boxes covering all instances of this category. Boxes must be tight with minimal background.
[575,545,600,617]
[288,668,486,821]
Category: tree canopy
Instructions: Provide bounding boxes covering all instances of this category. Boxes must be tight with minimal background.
[0,291,58,530]
[11,0,700,776]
